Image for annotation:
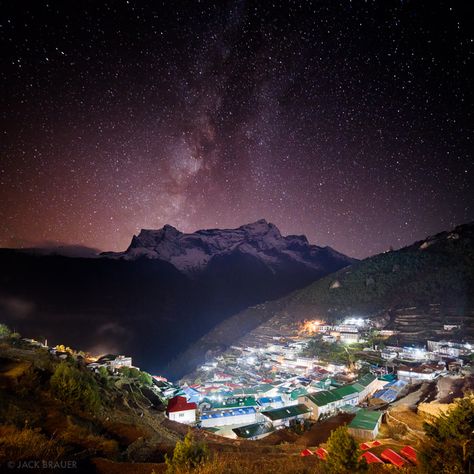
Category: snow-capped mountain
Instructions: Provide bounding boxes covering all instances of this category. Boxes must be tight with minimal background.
[102,219,354,275]
[0,220,355,378]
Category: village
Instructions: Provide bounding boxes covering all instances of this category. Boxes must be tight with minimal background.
[141,317,474,450]
[12,316,474,468]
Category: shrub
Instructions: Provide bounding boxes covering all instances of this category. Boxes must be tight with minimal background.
[0,425,64,462]
[0,323,11,338]
[387,421,408,440]
[166,431,209,473]
[325,426,367,473]
[50,362,101,412]
[59,417,119,457]
[118,366,153,385]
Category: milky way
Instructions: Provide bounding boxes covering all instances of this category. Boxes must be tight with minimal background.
[1,1,472,258]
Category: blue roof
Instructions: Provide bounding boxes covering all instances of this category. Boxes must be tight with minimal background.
[384,380,407,391]
[201,406,256,420]
[182,386,201,403]
[373,388,398,403]
[258,396,283,405]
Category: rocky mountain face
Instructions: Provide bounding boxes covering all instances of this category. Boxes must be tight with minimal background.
[176,222,474,379]
[0,221,354,379]
[102,219,352,277]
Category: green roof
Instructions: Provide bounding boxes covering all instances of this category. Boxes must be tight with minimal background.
[351,383,366,393]
[333,384,359,398]
[290,387,308,400]
[262,404,310,421]
[307,390,342,407]
[232,422,274,439]
[211,396,258,410]
[232,384,275,397]
[357,373,377,387]
[312,377,339,389]
[348,409,382,430]
[378,374,396,382]
[254,383,275,393]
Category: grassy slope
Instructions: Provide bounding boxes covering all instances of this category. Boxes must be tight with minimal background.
[0,341,327,472]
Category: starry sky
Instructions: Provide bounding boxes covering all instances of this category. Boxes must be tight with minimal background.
[1,0,473,258]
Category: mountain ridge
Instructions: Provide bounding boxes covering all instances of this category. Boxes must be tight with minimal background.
[101,219,354,276]
[0,220,354,378]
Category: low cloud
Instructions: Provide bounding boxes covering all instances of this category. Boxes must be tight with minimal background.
[0,296,35,319]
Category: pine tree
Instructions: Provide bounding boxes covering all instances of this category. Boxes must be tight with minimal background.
[325,425,367,474]
[419,396,474,474]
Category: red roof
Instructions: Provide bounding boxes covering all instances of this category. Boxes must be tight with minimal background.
[400,445,417,464]
[381,448,406,467]
[360,442,371,450]
[371,440,381,447]
[300,449,313,457]
[166,396,197,414]
[361,452,384,464]
[315,447,328,460]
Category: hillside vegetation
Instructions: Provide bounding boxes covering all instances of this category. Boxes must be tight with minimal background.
[293,223,474,313]
[177,223,474,374]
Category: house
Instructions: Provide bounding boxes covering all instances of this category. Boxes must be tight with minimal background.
[97,354,133,370]
[232,422,274,440]
[298,391,341,419]
[339,332,360,344]
[166,396,197,424]
[371,380,407,405]
[210,396,258,411]
[257,396,284,410]
[354,373,382,401]
[347,409,383,440]
[397,364,444,383]
[200,407,258,428]
[332,384,360,407]
[261,404,310,428]
[181,385,201,404]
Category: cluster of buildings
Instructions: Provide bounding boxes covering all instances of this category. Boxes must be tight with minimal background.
[160,369,391,440]
[86,354,134,371]
[153,325,402,441]
[300,318,369,344]
[155,316,474,442]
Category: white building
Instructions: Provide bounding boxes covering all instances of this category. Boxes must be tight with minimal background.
[166,396,197,424]
[397,364,445,383]
[108,355,133,369]
[200,407,258,428]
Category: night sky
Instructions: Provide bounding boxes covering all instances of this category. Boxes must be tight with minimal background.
[1,1,473,259]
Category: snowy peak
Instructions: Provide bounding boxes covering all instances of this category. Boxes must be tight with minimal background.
[129,225,182,250]
[102,220,355,275]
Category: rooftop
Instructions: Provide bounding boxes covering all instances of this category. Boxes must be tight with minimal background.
[232,422,274,439]
[261,404,310,421]
[333,384,360,398]
[348,409,382,430]
[201,406,256,420]
[211,396,258,410]
[357,373,377,387]
[307,390,342,407]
